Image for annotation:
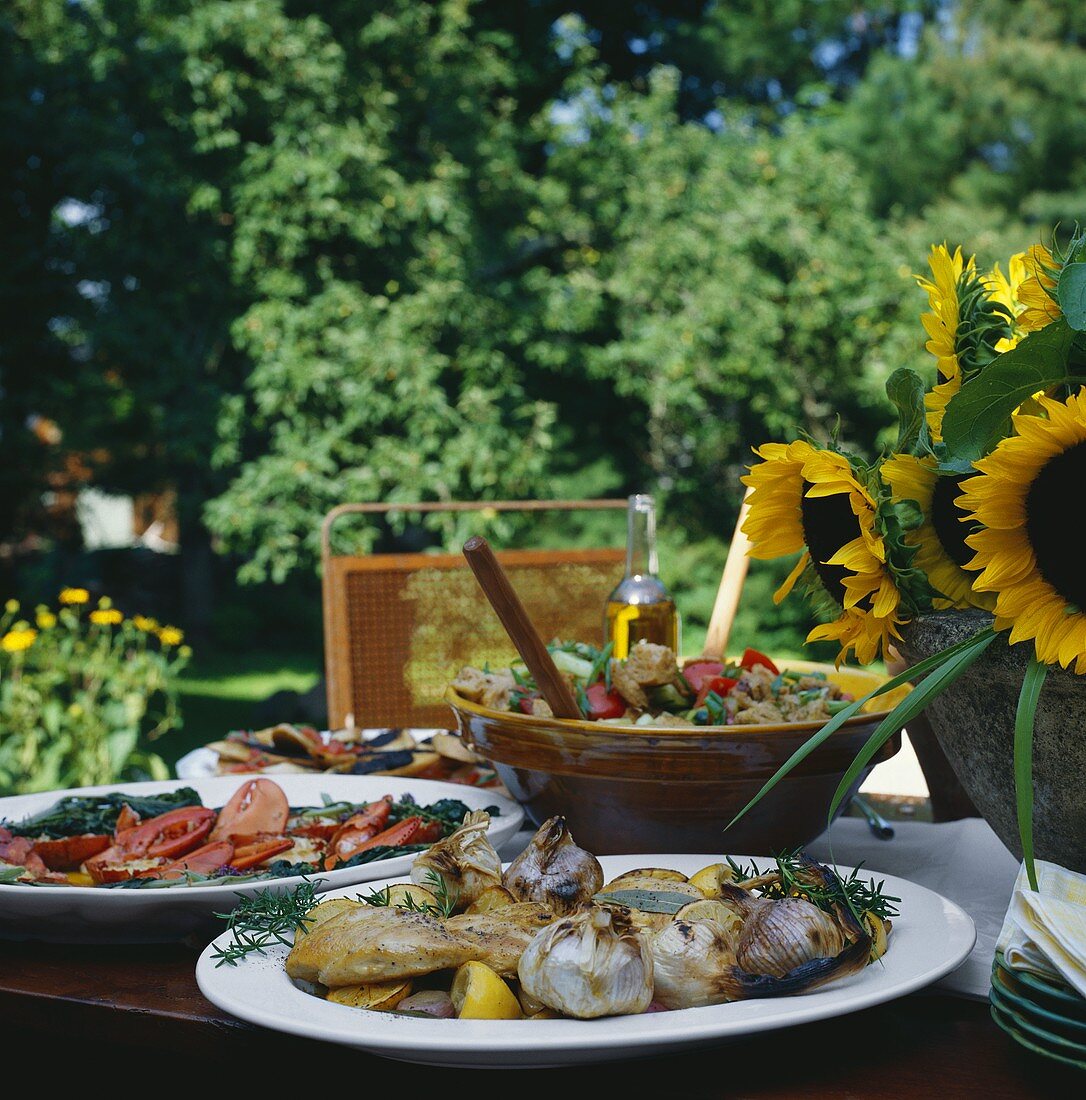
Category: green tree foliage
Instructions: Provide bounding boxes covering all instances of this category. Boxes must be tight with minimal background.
[5,0,1086,652]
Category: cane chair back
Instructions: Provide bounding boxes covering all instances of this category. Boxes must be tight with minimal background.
[320,501,627,729]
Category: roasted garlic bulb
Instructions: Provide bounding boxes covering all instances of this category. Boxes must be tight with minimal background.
[503,816,604,914]
[410,810,502,908]
[650,917,739,1009]
[517,907,653,1019]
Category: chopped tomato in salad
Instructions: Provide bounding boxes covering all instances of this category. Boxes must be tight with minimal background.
[454,640,854,730]
[0,780,498,889]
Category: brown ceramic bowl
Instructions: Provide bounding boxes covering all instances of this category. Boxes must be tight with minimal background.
[446,660,909,855]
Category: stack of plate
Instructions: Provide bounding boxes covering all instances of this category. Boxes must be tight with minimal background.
[990,951,1086,1070]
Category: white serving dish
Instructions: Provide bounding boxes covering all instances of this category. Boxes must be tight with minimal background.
[196,853,975,1068]
[0,774,521,943]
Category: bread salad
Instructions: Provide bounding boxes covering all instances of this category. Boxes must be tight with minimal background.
[0,779,497,887]
[452,641,854,727]
[213,814,896,1019]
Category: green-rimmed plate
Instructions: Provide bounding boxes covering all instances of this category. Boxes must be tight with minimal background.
[990,1003,1086,1072]
[991,968,1086,1041]
[994,951,1086,1021]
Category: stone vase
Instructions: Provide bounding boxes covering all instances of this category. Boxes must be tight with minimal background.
[901,611,1086,874]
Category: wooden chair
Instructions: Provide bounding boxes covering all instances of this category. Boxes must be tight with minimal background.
[320,500,627,729]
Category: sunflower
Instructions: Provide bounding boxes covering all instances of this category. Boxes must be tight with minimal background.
[881,453,994,612]
[983,252,1028,353]
[742,441,905,664]
[1016,243,1061,334]
[916,244,1018,440]
[916,244,972,384]
[958,390,1086,672]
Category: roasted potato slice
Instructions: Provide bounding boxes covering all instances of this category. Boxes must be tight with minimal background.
[303,898,363,933]
[604,867,689,887]
[429,732,483,764]
[327,979,413,1011]
[464,885,517,914]
[383,883,440,910]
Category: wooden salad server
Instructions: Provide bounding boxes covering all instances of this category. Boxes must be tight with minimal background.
[462,535,582,720]
[702,485,754,661]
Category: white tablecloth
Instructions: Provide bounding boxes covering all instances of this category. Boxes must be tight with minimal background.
[500,816,1018,1000]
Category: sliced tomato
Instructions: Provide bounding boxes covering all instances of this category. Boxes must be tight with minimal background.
[229,836,294,871]
[681,660,725,691]
[210,779,290,842]
[739,647,779,674]
[153,841,235,880]
[328,816,442,865]
[115,806,216,860]
[323,797,393,869]
[113,804,141,837]
[695,676,739,707]
[585,683,627,720]
[31,834,112,871]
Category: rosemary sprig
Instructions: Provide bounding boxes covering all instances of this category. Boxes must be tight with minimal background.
[770,851,900,922]
[211,879,322,967]
[357,869,459,918]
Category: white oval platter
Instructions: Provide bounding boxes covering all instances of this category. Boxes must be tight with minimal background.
[196,852,975,1068]
[0,774,521,943]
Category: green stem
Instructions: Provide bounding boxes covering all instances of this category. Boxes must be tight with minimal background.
[1014,657,1047,892]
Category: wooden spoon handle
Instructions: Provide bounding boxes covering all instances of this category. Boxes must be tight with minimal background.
[702,486,754,659]
[462,536,582,719]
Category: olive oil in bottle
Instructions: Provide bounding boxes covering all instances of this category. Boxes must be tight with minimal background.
[605,494,681,658]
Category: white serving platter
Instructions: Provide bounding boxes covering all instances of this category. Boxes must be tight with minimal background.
[0,774,521,943]
[196,853,976,1068]
[174,729,453,780]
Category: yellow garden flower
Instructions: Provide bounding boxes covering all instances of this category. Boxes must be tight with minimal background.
[59,587,90,605]
[133,615,159,632]
[4,599,18,614]
[958,390,1086,672]
[35,609,57,629]
[742,441,905,665]
[158,626,184,646]
[1016,243,1061,333]
[881,453,994,612]
[984,252,1028,353]
[89,608,123,626]
[1,627,37,653]
[916,244,972,384]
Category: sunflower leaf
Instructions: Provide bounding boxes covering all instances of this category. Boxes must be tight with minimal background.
[1014,657,1047,892]
[938,320,1077,473]
[1057,263,1086,332]
[886,367,931,457]
[723,627,995,834]
[825,629,997,823]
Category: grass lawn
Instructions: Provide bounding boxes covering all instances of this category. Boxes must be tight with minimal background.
[158,648,322,769]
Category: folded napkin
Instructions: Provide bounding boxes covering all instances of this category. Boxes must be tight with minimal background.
[997,859,1086,999]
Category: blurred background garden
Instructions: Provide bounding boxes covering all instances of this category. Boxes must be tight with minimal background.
[3,0,1086,788]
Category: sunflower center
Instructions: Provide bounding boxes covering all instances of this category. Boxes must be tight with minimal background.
[799,482,860,606]
[930,474,981,568]
[1026,441,1086,611]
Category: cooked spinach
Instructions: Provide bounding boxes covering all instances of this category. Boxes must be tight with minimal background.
[388,795,499,834]
[4,788,203,839]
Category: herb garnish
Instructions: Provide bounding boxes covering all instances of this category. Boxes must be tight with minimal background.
[211,879,322,966]
[358,869,459,918]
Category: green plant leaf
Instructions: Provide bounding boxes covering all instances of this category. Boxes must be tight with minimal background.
[1057,263,1086,332]
[1014,657,1048,892]
[939,321,1076,473]
[886,367,931,456]
[724,627,995,834]
[826,629,998,822]
[593,889,695,914]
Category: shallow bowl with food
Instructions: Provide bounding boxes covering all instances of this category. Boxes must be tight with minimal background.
[446,660,909,855]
